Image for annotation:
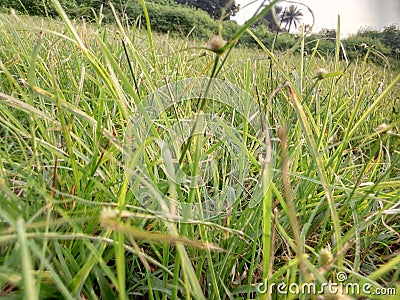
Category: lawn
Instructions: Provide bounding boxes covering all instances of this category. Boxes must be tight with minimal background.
[0,1,399,299]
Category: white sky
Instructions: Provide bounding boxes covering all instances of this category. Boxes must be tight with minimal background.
[233,0,400,36]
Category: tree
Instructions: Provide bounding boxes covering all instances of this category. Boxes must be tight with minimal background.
[174,0,238,20]
[358,28,381,40]
[281,5,303,33]
[382,24,400,51]
[254,5,284,32]
[320,28,337,39]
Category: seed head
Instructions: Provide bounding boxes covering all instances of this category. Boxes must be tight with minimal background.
[316,68,329,80]
[375,123,393,134]
[318,247,333,267]
[209,36,227,53]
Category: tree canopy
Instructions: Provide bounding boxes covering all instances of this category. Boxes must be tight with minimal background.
[253,5,284,32]
[281,5,303,32]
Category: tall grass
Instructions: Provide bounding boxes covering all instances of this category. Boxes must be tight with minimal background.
[0,1,399,299]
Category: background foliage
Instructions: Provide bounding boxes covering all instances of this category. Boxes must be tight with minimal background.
[0,0,399,298]
[1,0,400,69]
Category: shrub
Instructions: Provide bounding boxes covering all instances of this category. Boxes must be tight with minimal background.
[221,21,240,40]
[141,3,218,38]
[1,0,219,39]
[304,35,335,56]
[343,35,391,65]
[1,0,78,17]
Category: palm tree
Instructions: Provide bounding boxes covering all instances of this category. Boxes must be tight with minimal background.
[281,5,303,33]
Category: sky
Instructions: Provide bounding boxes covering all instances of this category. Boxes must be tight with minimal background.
[233,0,400,36]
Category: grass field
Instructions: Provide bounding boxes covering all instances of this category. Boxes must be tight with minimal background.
[0,1,399,299]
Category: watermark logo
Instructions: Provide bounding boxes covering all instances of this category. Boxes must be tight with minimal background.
[123,77,273,220]
[257,272,397,296]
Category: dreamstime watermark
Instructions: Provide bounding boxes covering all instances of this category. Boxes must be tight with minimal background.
[123,77,273,220]
[257,272,397,296]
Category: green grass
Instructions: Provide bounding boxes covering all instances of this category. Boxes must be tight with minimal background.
[0,1,399,299]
